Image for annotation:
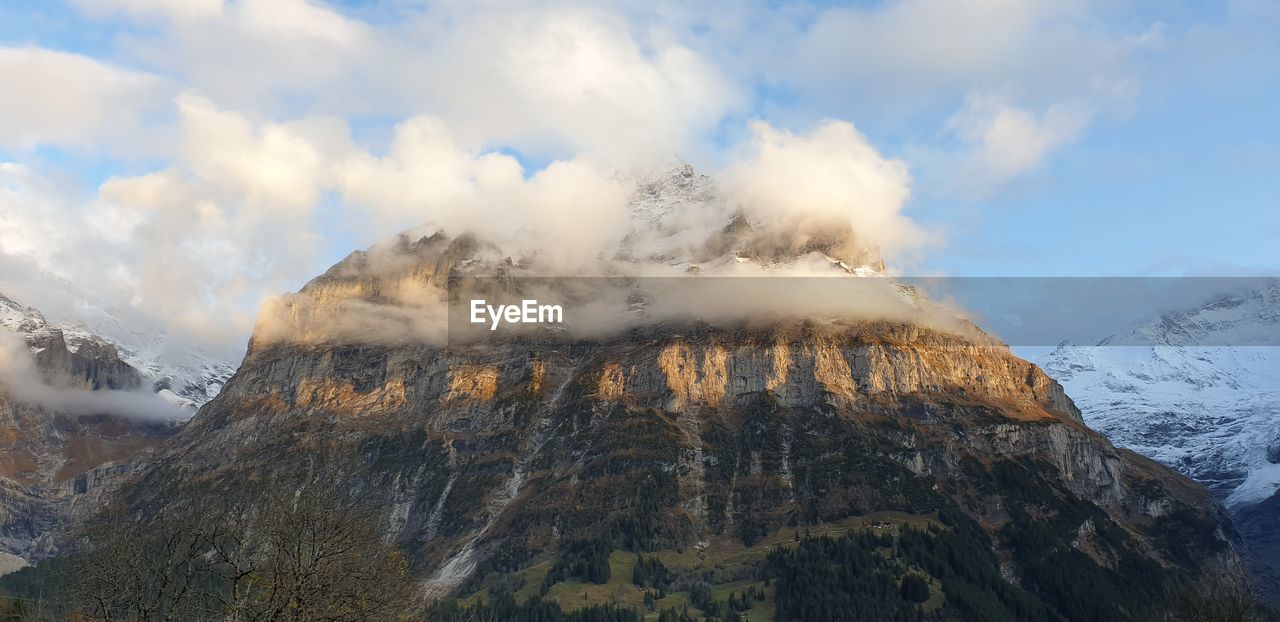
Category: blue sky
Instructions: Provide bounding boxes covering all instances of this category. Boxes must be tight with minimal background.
[1,0,1278,350]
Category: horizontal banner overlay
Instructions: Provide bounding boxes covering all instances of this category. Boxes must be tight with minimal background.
[444,277,1280,347]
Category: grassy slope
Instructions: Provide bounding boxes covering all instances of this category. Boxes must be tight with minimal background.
[461,510,944,620]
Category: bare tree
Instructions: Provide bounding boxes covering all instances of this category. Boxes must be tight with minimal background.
[61,469,416,621]
[71,503,221,620]
[227,476,415,621]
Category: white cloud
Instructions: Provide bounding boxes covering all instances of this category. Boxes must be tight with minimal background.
[722,120,930,258]
[789,0,1060,92]
[0,163,74,271]
[946,96,1092,188]
[175,92,345,215]
[83,99,347,344]
[760,0,1147,191]
[2,96,634,351]
[0,0,1199,351]
[337,116,524,236]
[339,115,633,268]
[0,95,347,352]
[84,3,739,165]
[779,0,1136,109]
[386,7,742,164]
[236,0,361,43]
[0,47,170,152]
[115,0,371,114]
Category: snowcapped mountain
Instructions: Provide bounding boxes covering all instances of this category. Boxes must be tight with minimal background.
[1,291,232,413]
[620,163,886,274]
[1039,282,1280,508]
[0,282,235,409]
[627,162,719,226]
[59,301,235,409]
[1036,281,1280,587]
[1042,343,1280,507]
[1098,281,1280,348]
[113,169,1246,617]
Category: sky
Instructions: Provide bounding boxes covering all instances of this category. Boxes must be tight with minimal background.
[1,0,1278,357]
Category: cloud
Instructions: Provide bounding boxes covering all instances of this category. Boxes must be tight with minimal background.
[945,96,1092,189]
[111,0,371,115]
[0,47,171,152]
[0,94,346,354]
[382,7,742,165]
[336,116,524,236]
[786,0,1061,95]
[0,163,71,272]
[338,114,634,267]
[237,0,359,43]
[758,0,1150,192]
[253,116,946,348]
[3,95,635,353]
[5,89,935,353]
[74,2,739,164]
[174,92,344,214]
[777,0,1140,110]
[0,0,1195,356]
[722,120,930,259]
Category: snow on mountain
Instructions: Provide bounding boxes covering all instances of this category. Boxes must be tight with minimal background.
[60,302,235,408]
[618,163,886,276]
[1,292,48,335]
[1,291,231,412]
[1099,282,1280,348]
[627,163,719,225]
[23,265,239,407]
[1037,282,1280,510]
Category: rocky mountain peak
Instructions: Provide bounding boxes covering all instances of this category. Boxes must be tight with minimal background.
[627,163,716,226]
[619,163,886,272]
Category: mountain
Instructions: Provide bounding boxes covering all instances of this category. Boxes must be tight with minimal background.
[0,293,181,571]
[63,168,1253,620]
[0,273,237,408]
[1038,281,1280,594]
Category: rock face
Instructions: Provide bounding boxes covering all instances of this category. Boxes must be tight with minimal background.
[0,294,178,567]
[2,294,143,394]
[115,225,1249,618]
